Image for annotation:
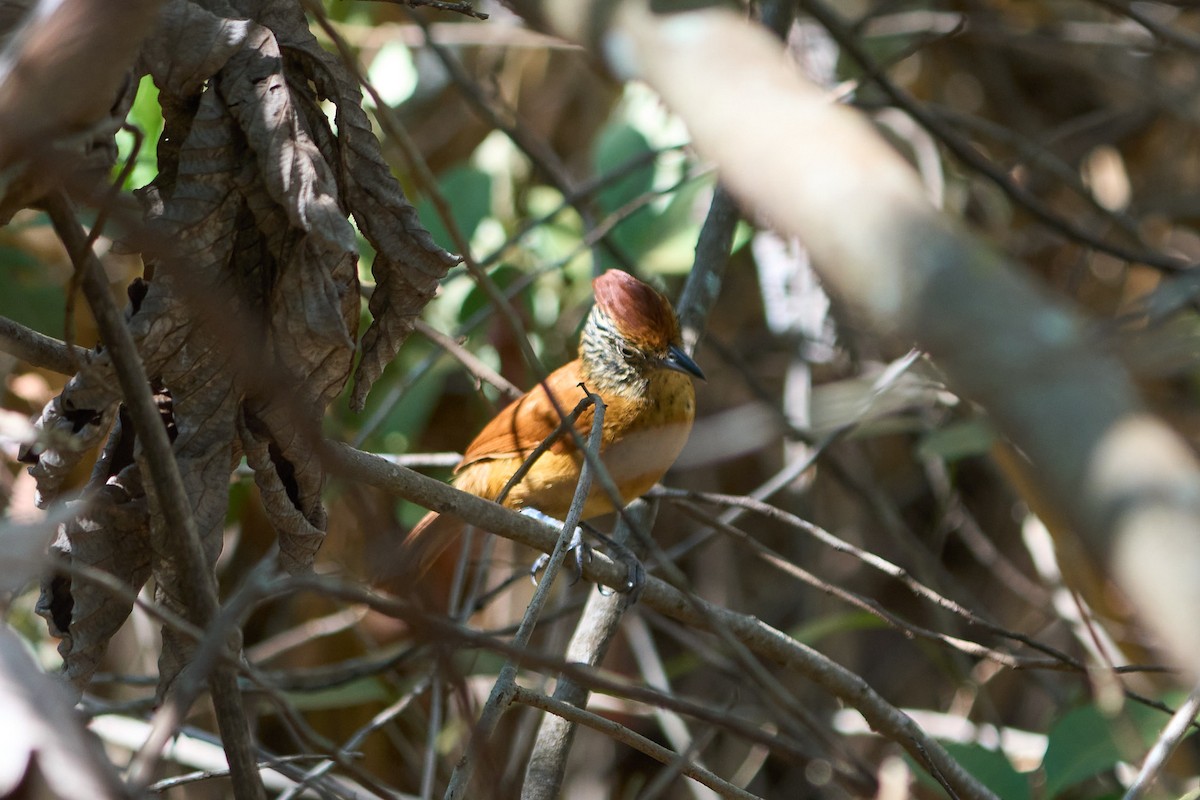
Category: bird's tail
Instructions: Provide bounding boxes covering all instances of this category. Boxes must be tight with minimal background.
[398,509,466,580]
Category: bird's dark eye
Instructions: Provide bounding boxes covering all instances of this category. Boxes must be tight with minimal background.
[620,346,636,360]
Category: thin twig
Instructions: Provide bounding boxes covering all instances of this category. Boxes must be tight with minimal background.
[86,122,142,251]
[513,685,761,800]
[670,499,1059,671]
[276,675,431,800]
[1088,0,1200,53]
[522,500,654,799]
[541,164,714,283]
[245,605,369,665]
[624,610,722,800]
[127,556,277,791]
[924,103,1146,244]
[493,392,594,505]
[1123,681,1200,800]
[282,572,820,762]
[658,487,1094,671]
[41,192,265,800]
[406,10,633,273]
[325,441,999,800]
[624,501,875,793]
[144,755,333,794]
[414,317,523,401]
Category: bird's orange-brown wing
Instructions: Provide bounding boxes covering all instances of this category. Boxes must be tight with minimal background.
[400,361,594,577]
[457,359,595,469]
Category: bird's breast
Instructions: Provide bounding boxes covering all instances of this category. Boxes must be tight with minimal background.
[595,370,696,498]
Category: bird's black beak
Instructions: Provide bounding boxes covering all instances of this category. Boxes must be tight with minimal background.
[664,344,705,380]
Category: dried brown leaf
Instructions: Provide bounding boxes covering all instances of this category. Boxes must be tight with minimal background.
[35,410,151,690]
[24,387,115,508]
[216,20,355,256]
[142,1,249,97]
[237,409,326,574]
[266,0,458,410]
[38,475,152,691]
[32,0,367,691]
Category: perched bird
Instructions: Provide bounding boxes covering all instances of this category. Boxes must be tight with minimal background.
[402,269,704,576]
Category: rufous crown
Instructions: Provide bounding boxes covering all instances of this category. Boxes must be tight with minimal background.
[592,270,681,351]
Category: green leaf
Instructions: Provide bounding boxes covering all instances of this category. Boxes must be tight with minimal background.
[1041,705,1122,797]
[638,173,712,275]
[115,74,164,190]
[731,219,755,254]
[1039,701,1181,798]
[592,122,660,270]
[283,677,390,711]
[912,742,1030,800]
[458,263,525,323]
[366,41,417,107]
[917,419,996,462]
[593,122,656,215]
[417,165,493,252]
[1124,696,1182,745]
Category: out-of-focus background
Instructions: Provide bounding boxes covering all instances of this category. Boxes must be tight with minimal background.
[4,1,1200,798]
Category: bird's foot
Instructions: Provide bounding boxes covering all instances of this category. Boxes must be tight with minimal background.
[589,530,645,601]
[521,509,645,599]
[522,508,591,585]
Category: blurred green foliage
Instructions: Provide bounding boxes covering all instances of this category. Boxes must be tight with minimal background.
[115,74,164,191]
[910,700,1186,799]
[0,232,65,339]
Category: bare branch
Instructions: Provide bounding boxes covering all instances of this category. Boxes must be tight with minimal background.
[0,314,87,374]
[522,500,654,799]
[325,441,999,800]
[514,685,760,800]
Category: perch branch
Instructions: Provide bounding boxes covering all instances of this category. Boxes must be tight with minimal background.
[325,441,998,800]
[522,500,654,799]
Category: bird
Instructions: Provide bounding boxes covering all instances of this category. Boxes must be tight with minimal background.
[400,269,704,579]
